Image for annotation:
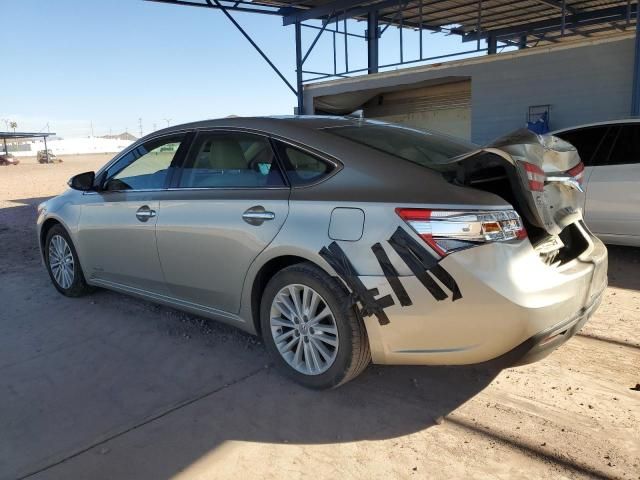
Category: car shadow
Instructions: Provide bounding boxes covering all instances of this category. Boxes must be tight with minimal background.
[3,197,633,479]
[32,338,509,479]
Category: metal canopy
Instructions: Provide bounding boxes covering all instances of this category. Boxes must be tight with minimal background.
[277,0,636,44]
[0,132,56,156]
[146,0,639,113]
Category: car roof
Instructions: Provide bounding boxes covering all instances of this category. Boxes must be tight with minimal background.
[551,118,640,135]
[152,115,366,136]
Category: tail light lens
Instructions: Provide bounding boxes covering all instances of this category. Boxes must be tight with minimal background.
[566,161,585,186]
[396,208,527,257]
[520,161,546,192]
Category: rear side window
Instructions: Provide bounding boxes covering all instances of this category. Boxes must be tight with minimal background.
[324,123,474,172]
[274,142,334,186]
[607,125,640,166]
[556,125,618,167]
[178,132,285,188]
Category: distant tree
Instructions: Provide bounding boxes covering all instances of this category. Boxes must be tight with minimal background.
[9,121,17,132]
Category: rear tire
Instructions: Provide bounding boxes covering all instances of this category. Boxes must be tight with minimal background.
[260,262,370,389]
[44,224,92,297]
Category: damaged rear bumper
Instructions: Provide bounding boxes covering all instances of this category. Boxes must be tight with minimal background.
[507,285,605,366]
[357,233,607,366]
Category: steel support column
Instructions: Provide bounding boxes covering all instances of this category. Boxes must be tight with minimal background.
[3,138,7,155]
[487,33,497,54]
[632,11,640,116]
[518,34,528,49]
[295,21,304,114]
[367,11,379,73]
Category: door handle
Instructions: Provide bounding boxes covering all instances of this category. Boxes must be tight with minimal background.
[242,206,275,226]
[136,205,157,222]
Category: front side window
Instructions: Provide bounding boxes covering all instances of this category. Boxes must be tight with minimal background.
[104,134,185,191]
[178,133,284,188]
[324,123,474,172]
[274,142,334,186]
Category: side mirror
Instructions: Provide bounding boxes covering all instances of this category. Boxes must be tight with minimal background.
[68,171,96,191]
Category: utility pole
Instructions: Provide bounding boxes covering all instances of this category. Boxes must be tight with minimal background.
[163,118,172,127]
[90,121,94,137]
[138,118,143,138]
[153,123,157,132]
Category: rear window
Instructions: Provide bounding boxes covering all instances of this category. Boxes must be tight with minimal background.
[324,123,475,171]
[273,141,335,186]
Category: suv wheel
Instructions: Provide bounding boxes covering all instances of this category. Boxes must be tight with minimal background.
[260,262,370,389]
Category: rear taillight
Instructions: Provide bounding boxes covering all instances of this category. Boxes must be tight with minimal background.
[396,208,527,257]
[566,161,585,186]
[520,161,546,192]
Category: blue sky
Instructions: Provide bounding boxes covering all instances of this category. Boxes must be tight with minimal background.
[3,0,484,137]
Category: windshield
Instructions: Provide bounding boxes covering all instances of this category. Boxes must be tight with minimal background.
[324,122,475,171]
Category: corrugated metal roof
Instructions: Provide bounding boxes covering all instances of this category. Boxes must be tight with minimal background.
[266,0,634,45]
[148,0,635,46]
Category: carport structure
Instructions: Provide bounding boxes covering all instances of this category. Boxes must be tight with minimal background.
[147,0,640,114]
[0,131,56,156]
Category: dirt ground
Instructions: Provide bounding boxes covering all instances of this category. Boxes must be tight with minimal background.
[1,154,639,480]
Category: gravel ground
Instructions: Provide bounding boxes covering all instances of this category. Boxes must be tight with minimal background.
[0,155,638,480]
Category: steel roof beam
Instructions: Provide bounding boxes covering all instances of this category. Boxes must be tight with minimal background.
[461,3,636,41]
[532,0,577,15]
[444,4,573,34]
[541,21,630,41]
[339,0,412,23]
[145,0,282,15]
[340,0,443,30]
[400,0,546,26]
[282,0,450,28]
[281,0,375,25]
[400,3,554,32]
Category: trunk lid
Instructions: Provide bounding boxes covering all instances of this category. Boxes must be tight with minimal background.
[450,129,585,238]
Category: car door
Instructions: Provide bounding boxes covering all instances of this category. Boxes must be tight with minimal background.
[155,130,289,314]
[77,132,191,294]
[583,123,640,240]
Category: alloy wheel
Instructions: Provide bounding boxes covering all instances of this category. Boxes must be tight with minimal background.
[49,234,75,289]
[269,284,339,375]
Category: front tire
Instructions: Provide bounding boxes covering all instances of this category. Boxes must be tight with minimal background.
[44,224,91,297]
[260,262,370,389]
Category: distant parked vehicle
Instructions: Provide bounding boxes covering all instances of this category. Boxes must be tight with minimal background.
[553,120,640,247]
[37,150,63,164]
[0,153,19,166]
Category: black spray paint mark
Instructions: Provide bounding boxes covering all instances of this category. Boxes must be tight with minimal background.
[371,242,413,307]
[319,242,393,325]
[388,227,462,301]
